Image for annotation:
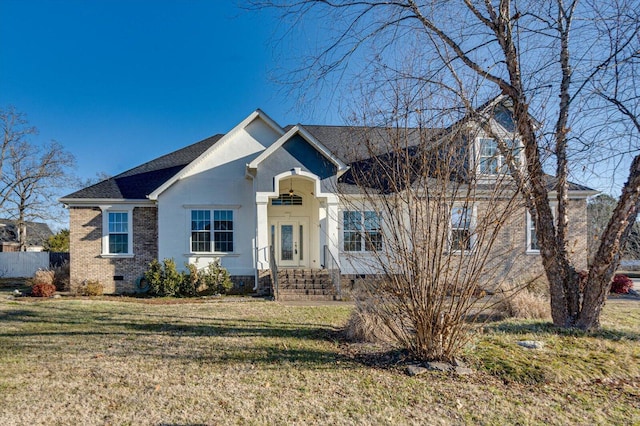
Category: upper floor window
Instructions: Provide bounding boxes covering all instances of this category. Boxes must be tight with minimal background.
[478,137,521,175]
[108,212,129,254]
[343,210,382,252]
[190,209,234,253]
[450,206,473,252]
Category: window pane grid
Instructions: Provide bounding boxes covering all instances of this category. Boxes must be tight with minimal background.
[108,212,129,254]
[343,210,381,252]
[451,207,472,251]
[190,209,234,253]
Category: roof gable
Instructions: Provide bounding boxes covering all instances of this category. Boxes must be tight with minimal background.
[148,109,285,200]
[248,125,348,173]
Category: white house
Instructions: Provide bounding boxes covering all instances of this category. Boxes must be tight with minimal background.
[60,99,595,298]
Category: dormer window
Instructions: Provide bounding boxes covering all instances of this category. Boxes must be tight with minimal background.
[478,137,522,175]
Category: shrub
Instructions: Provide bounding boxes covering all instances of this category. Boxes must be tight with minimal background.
[611,274,633,294]
[33,269,55,286]
[194,260,233,295]
[179,264,199,297]
[52,261,70,291]
[31,282,56,297]
[144,259,234,297]
[79,280,104,296]
[145,258,182,297]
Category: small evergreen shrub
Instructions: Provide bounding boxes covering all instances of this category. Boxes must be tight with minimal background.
[145,258,182,297]
[196,260,233,295]
[31,282,56,297]
[611,274,633,294]
[179,264,199,297]
[144,259,234,297]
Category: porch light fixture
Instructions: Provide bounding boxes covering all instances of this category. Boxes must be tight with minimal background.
[289,180,294,196]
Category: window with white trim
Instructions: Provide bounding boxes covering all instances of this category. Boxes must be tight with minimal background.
[190,209,234,253]
[108,212,129,254]
[478,137,522,175]
[343,210,382,252]
[526,204,556,253]
[526,211,540,252]
[450,206,473,252]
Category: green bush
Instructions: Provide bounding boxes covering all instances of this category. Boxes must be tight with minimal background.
[195,260,233,295]
[145,258,183,297]
[144,258,234,297]
[179,263,199,297]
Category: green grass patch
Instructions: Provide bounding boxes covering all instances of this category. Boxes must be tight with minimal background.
[0,296,637,425]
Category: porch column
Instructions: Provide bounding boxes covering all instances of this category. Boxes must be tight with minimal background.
[256,200,269,269]
[325,198,340,268]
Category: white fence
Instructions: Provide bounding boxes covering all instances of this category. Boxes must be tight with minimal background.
[0,252,50,278]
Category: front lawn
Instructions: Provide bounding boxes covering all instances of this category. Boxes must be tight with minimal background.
[0,295,637,425]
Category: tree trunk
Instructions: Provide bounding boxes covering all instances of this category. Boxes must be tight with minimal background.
[576,155,640,329]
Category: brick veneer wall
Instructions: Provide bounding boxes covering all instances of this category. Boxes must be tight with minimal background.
[69,206,158,293]
[339,200,589,299]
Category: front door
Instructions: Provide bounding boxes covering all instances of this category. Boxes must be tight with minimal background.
[274,220,308,268]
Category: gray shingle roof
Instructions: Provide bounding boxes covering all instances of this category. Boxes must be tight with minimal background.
[0,220,53,246]
[63,117,595,201]
[62,134,224,199]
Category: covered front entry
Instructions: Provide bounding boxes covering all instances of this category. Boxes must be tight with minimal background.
[271,219,309,268]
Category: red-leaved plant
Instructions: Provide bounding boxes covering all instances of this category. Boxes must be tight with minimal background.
[31,282,56,297]
[611,274,633,294]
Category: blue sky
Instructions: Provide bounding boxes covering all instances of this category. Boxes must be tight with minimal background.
[0,0,624,217]
[0,0,339,187]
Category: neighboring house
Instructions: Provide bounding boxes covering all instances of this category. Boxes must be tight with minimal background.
[0,220,53,252]
[60,98,597,296]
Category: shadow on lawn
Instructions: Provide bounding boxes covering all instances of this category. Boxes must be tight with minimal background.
[485,321,640,341]
[0,302,350,369]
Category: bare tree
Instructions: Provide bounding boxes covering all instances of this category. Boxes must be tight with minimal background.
[0,108,75,251]
[337,92,529,361]
[0,106,37,208]
[253,0,640,330]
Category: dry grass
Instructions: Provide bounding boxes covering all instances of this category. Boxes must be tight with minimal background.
[496,277,551,320]
[343,298,398,344]
[32,269,55,285]
[0,290,638,425]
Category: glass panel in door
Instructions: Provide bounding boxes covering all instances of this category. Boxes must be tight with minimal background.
[281,224,293,261]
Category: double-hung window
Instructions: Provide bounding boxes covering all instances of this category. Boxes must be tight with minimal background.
[478,137,521,175]
[527,212,540,252]
[343,210,382,252]
[191,209,234,253]
[450,206,473,252]
[108,212,129,254]
[101,207,133,256]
